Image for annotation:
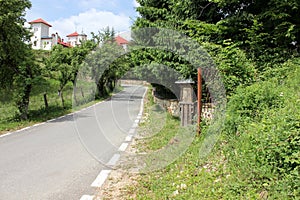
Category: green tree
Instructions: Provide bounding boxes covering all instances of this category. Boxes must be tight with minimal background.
[46,45,72,108]
[46,41,95,108]
[87,27,128,98]
[0,0,38,120]
[135,0,300,67]
[91,26,116,45]
[133,1,257,95]
[206,0,300,65]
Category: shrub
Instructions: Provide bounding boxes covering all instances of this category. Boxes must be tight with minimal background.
[222,59,300,198]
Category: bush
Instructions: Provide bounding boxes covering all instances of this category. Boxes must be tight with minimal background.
[222,59,300,198]
[202,42,257,95]
[225,80,284,135]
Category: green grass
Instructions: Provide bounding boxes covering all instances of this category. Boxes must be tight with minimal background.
[0,78,119,134]
[137,105,176,151]
[129,98,225,199]
[126,61,299,199]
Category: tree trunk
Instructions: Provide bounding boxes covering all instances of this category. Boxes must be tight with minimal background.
[96,78,107,98]
[81,87,85,98]
[58,89,65,109]
[73,87,78,106]
[107,79,114,92]
[72,81,78,106]
[18,82,32,120]
[43,93,48,109]
[96,83,104,98]
[113,79,118,88]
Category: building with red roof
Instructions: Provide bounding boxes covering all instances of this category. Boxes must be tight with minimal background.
[66,31,87,47]
[115,35,129,51]
[29,18,87,50]
[29,18,54,50]
[29,18,52,27]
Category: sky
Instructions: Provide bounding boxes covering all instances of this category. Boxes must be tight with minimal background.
[25,0,140,39]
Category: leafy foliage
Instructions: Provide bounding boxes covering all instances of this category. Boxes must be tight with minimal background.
[129,58,299,200]
[223,59,300,198]
[85,27,129,98]
[0,0,39,119]
[0,0,32,87]
[131,0,300,199]
[45,41,95,107]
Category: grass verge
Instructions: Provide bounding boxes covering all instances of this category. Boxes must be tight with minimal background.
[0,80,123,135]
[121,61,299,199]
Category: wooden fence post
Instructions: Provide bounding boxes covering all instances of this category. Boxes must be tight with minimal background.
[197,68,202,135]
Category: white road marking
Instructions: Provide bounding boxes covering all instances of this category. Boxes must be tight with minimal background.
[83,87,148,198]
[47,118,56,122]
[132,123,139,128]
[91,170,111,188]
[80,195,95,200]
[125,135,133,142]
[107,154,120,166]
[0,100,107,139]
[33,122,45,127]
[0,132,12,138]
[118,143,129,152]
[129,128,135,134]
[21,127,30,131]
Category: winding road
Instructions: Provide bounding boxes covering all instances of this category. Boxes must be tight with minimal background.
[0,85,146,200]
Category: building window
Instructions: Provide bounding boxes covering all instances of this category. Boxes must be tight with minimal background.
[34,28,38,32]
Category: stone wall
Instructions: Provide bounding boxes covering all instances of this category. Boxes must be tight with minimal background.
[153,96,180,117]
[202,103,214,120]
[119,79,149,86]
[153,93,214,120]
[119,81,215,121]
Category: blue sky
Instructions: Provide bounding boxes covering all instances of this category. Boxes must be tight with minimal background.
[26,0,140,39]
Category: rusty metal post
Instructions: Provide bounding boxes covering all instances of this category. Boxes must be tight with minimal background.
[197,68,202,135]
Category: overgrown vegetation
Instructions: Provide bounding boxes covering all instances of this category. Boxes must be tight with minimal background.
[123,0,300,199]
[128,61,299,199]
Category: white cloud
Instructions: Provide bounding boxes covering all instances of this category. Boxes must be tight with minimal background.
[78,0,118,10]
[133,0,140,7]
[49,9,131,39]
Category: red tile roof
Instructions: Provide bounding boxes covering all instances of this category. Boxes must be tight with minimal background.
[67,32,79,37]
[57,37,72,48]
[59,41,72,48]
[115,35,129,45]
[29,18,52,27]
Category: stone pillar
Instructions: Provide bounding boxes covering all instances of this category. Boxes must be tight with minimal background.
[175,80,195,126]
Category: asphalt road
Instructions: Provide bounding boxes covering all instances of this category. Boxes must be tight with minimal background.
[0,85,146,200]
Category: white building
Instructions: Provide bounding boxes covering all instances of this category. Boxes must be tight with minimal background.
[66,32,87,47]
[29,18,86,50]
[29,18,54,50]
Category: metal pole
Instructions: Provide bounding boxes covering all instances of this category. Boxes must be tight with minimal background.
[197,68,202,135]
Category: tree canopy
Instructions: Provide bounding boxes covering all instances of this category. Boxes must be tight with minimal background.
[0,0,32,87]
[135,0,300,65]
[0,0,38,119]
